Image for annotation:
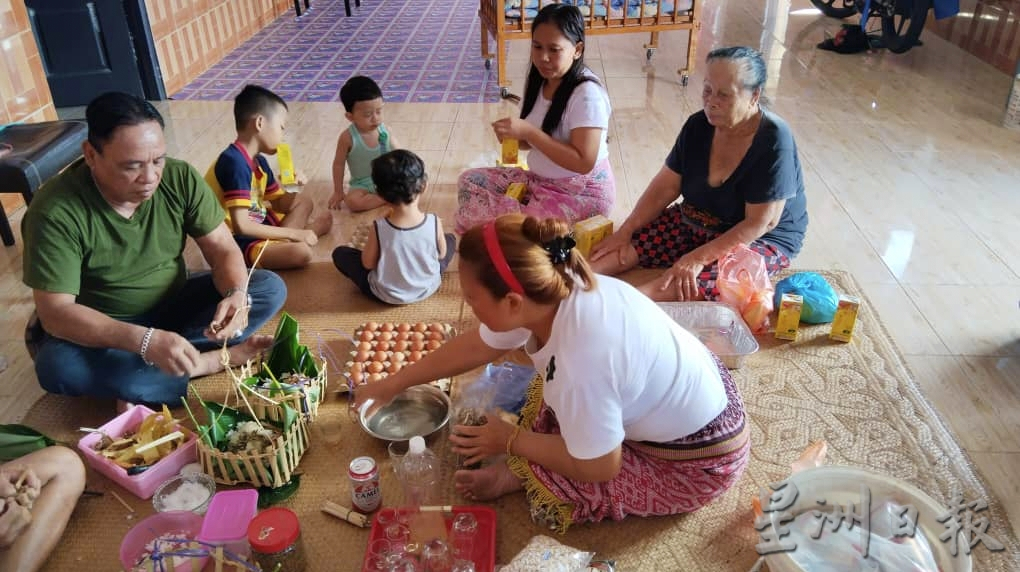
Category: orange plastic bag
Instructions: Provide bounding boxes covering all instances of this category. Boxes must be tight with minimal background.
[716,244,774,333]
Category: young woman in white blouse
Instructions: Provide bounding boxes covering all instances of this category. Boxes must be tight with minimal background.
[454,4,615,234]
[355,214,749,532]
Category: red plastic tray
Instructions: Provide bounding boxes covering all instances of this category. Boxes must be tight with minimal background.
[361,506,497,572]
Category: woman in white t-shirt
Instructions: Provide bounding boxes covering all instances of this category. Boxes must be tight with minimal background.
[355,214,750,532]
[454,4,615,234]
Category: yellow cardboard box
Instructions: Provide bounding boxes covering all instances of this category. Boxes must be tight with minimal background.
[829,295,860,342]
[501,138,519,165]
[573,215,614,258]
[505,182,527,203]
[276,142,297,186]
[775,293,803,341]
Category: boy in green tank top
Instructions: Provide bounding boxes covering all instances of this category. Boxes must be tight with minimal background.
[329,76,401,212]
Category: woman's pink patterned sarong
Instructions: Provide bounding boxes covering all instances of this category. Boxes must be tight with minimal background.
[454,158,615,234]
[507,355,750,533]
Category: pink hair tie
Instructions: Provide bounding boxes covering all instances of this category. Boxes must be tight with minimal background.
[483,221,524,295]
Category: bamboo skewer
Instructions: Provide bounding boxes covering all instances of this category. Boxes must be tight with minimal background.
[134,430,184,455]
[109,490,135,514]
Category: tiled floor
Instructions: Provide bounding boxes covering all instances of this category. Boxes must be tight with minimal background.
[1,0,1019,541]
[173,0,503,103]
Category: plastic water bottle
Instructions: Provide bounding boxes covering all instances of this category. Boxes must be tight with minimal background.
[399,436,439,508]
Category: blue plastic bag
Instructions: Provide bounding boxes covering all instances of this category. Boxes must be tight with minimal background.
[774,272,839,324]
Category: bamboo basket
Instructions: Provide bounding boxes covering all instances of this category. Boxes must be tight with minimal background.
[197,403,308,489]
[246,363,327,423]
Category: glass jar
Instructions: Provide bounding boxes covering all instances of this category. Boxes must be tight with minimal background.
[247,507,308,572]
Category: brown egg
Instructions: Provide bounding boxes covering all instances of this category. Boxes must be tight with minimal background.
[357,341,372,351]
[367,361,384,373]
[355,350,371,362]
[380,322,394,332]
[391,352,405,363]
[350,362,364,373]
[396,323,411,333]
[427,331,444,341]
[413,322,427,333]
[387,363,401,374]
[365,321,378,332]
[394,331,410,342]
[409,351,423,362]
[372,350,388,363]
[426,339,442,350]
[410,340,425,351]
[369,373,384,383]
[411,331,425,341]
[359,330,374,342]
[377,331,393,342]
[350,371,364,384]
[393,340,409,352]
[428,323,444,333]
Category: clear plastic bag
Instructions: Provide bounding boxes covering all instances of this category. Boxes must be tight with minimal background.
[453,362,535,468]
[503,535,595,572]
[716,244,775,333]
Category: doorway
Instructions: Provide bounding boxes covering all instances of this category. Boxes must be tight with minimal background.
[24,0,165,107]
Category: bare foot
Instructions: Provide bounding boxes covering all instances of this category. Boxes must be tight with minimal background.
[226,334,274,367]
[454,461,523,501]
[310,212,333,237]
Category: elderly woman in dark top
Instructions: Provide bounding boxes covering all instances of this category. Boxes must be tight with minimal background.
[590,46,808,301]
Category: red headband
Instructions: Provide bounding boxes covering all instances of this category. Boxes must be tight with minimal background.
[483,221,524,295]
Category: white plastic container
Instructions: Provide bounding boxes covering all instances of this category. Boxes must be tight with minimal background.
[763,465,972,572]
[658,302,759,368]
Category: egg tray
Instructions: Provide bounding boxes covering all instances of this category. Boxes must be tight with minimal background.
[336,321,455,393]
[347,222,371,250]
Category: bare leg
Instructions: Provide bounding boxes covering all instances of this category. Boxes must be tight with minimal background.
[454,460,523,501]
[344,189,387,212]
[255,242,314,270]
[0,447,86,572]
[309,212,333,237]
[278,193,313,229]
[588,243,640,276]
[192,334,274,377]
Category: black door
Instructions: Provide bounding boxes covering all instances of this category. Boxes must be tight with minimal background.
[25,1,146,107]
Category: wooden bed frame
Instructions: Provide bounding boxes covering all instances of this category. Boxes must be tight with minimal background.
[478,0,703,97]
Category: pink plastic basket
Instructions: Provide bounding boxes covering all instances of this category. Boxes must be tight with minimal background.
[119,510,207,571]
[77,404,197,499]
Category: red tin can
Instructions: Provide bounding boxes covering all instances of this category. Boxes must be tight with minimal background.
[349,456,381,512]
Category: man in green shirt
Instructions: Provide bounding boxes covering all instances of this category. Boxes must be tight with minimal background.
[21,92,287,405]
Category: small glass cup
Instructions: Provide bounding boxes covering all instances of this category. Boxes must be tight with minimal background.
[423,538,452,572]
[369,538,393,571]
[388,556,421,572]
[385,522,410,542]
[450,513,478,561]
[388,440,409,478]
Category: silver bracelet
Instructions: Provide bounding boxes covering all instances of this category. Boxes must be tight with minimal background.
[139,327,155,366]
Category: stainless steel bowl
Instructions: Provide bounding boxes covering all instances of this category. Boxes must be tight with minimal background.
[359,385,451,442]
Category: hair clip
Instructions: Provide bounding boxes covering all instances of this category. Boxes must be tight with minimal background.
[543,235,576,264]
